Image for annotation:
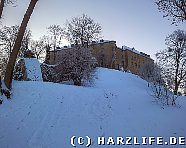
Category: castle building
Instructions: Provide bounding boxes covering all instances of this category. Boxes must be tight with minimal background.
[45,40,154,75]
[120,45,154,74]
[89,40,154,74]
[89,40,117,68]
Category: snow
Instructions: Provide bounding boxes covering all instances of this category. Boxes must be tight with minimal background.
[90,39,115,45]
[122,45,151,58]
[122,45,141,55]
[0,68,186,148]
[24,58,43,81]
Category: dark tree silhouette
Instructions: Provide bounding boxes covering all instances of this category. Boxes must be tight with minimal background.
[65,14,102,47]
[0,0,15,19]
[156,30,186,95]
[0,25,32,57]
[155,0,186,24]
[4,0,38,89]
[30,38,47,60]
[0,0,5,19]
[47,24,64,62]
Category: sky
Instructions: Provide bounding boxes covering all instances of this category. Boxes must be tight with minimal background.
[1,0,186,59]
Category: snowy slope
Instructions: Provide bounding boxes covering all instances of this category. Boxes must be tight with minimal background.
[24,58,43,81]
[0,68,186,148]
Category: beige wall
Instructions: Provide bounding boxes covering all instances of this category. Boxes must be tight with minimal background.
[124,50,153,74]
[115,47,125,70]
[89,41,154,74]
[46,47,74,65]
[89,41,117,68]
[45,40,154,75]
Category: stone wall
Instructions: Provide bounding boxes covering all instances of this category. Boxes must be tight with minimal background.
[45,40,154,75]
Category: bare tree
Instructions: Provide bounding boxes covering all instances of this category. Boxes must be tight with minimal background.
[47,24,64,62]
[139,63,155,83]
[141,63,179,106]
[0,0,16,19]
[0,25,32,57]
[0,25,31,78]
[0,0,5,19]
[65,14,102,47]
[0,25,18,57]
[43,46,97,86]
[149,73,177,106]
[4,0,38,89]
[30,38,46,60]
[184,82,186,95]
[0,49,8,77]
[155,0,186,24]
[59,46,97,86]
[156,29,186,95]
[41,63,56,82]
[149,65,169,105]
[37,35,53,52]
[20,28,32,56]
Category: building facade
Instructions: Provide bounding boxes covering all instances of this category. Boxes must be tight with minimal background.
[89,40,117,68]
[121,45,154,74]
[89,40,154,74]
[45,40,154,75]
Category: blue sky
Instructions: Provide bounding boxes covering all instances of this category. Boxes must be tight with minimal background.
[2,0,186,59]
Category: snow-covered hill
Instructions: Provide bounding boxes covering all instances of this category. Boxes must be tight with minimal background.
[24,58,43,81]
[0,68,186,148]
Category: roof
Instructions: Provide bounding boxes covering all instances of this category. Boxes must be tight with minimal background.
[122,45,151,59]
[90,39,116,45]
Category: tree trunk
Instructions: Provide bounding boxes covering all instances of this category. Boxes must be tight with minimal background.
[4,0,38,89]
[174,84,179,95]
[53,44,56,63]
[0,75,2,89]
[174,53,180,95]
[74,78,81,86]
[0,0,5,19]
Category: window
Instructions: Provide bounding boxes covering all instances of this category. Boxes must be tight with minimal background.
[135,63,137,67]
